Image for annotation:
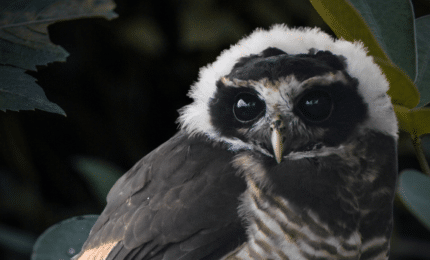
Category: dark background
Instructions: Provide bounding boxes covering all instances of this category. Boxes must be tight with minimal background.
[1,0,430,259]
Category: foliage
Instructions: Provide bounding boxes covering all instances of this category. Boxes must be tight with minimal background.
[311,0,430,232]
[31,215,98,260]
[397,169,430,230]
[0,0,117,114]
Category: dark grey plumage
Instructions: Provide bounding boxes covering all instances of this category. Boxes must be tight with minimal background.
[73,25,398,260]
[73,133,247,259]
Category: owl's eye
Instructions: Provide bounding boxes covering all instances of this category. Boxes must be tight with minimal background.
[297,90,333,122]
[233,93,265,122]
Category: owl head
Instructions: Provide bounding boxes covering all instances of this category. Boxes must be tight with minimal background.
[178,24,398,164]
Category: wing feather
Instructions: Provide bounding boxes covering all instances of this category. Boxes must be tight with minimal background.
[73,131,246,260]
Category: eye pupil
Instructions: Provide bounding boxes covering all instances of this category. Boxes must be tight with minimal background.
[297,90,332,122]
[233,93,265,122]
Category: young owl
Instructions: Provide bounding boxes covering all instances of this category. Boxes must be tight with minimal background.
[72,24,398,260]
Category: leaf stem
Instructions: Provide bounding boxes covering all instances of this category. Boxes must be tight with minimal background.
[411,134,430,176]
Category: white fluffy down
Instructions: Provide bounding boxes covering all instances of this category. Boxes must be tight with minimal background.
[178,24,398,142]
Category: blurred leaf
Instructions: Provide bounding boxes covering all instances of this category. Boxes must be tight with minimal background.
[378,60,419,109]
[0,66,66,115]
[415,15,430,107]
[394,105,430,136]
[71,156,123,205]
[0,0,118,115]
[309,0,419,109]
[408,107,430,137]
[397,170,430,230]
[395,104,414,134]
[0,0,118,70]
[348,0,416,81]
[31,215,98,260]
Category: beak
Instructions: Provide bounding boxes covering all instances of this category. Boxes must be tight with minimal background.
[271,126,284,164]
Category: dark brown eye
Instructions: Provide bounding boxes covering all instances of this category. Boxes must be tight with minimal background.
[297,90,333,122]
[233,93,265,122]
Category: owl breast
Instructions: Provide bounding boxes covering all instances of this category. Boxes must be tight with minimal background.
[222,129,397,260]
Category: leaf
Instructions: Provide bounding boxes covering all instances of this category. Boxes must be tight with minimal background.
[31,215,99,260]
[349,0,416,81]
[394,104,413,134]
[397,170,430,230]
[378,60,419,109]
[0,0,118,115]
[309,0,419,109]
[394,105,430,137]
[71,156,123,206]
[0,65,66,114]
[408,107,430,137]
[0,0,118,70]
[415,15,430,107]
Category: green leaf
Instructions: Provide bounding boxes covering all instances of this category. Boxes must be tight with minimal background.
[71,156,123,206]
[409,107,430,137]
[32,215,98,260]
[349,0,416,81]
[394,105,430,137]
[415,15,430,107]
[0,0,118,115]
[394,104,413,134]
[397,170,430,230]
[379,60,419,108]
[309,0,419,109]
[0,66,66,115]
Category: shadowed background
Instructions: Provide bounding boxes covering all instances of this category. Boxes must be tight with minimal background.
[1,0,430,259]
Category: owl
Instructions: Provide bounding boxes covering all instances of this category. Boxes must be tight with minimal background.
[72,25,398,260]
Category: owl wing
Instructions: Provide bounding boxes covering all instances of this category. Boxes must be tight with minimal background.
[73,131,247,260]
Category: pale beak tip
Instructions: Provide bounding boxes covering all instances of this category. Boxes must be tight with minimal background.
[271,128,284,164]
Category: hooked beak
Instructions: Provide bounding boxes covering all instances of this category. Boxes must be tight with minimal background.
[271,128,283,164]
[271,118,285,164]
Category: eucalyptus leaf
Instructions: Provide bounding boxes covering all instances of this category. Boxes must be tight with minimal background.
[415,15,430,107]
[397,170,430,230]
[32,215,98,260]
